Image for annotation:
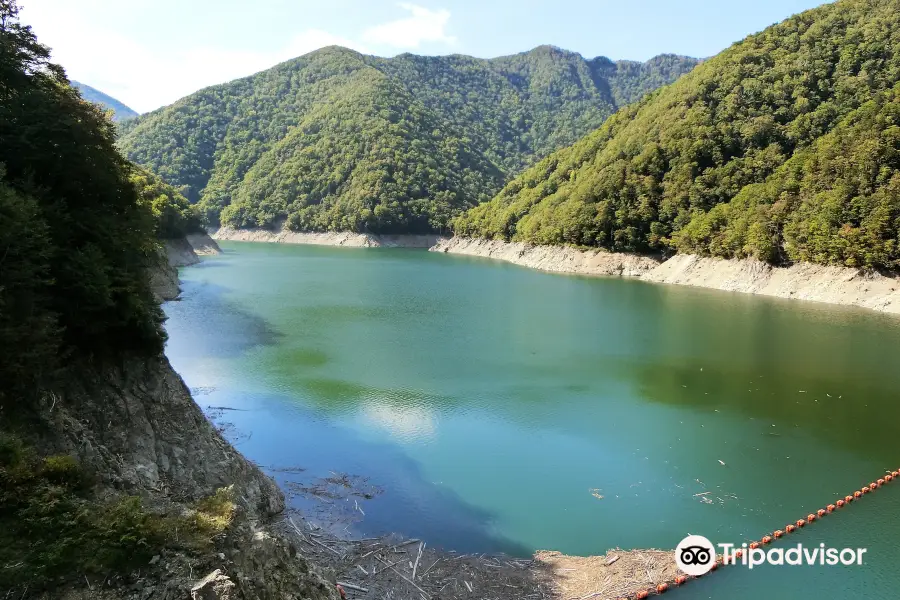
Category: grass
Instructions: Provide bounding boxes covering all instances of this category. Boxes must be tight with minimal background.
[0,432,236,593]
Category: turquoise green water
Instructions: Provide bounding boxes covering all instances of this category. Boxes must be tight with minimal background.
[164,241,900,599]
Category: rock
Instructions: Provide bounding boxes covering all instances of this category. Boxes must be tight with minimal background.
[149,555,160,565]
[191,570,235,600]
[186,232,223,256]
[212,227,438,248]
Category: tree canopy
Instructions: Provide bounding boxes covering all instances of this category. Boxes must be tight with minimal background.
[118,46,697,233]
[0,0,165,406]
[454,0,900,270]
[130,166,203,239]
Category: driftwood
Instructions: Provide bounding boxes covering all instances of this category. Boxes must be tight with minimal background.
[412,542,425,579]
[337,582,369,593]
[376,555,430,597]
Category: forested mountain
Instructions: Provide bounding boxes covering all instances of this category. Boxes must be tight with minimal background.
[118,47,697,233]
[72,81,139,121]
[455,0,900,270]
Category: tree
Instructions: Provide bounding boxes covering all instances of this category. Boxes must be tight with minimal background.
[0,0,165,407]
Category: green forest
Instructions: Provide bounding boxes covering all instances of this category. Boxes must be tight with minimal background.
[455,0,900,270]
[118,47,697,233]
[0,3,167,406]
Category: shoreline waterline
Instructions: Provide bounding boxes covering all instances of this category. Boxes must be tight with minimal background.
[208,230,900,314]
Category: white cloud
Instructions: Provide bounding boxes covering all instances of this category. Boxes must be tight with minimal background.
[16,0,450,113]
[362,401,436,443]
[362,3,456,49]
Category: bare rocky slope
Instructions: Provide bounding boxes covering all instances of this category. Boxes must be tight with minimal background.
[431,238,900,314]
[36,357,338,600]
[212,227,439,249]
[40,232,339,600]
[151,233,223,302]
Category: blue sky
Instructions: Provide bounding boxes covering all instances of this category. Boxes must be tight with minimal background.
[20,0,830,113]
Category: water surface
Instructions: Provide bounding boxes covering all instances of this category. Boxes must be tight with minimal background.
[164,241,900,599]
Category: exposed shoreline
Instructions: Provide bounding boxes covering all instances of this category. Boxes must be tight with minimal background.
[212,227,439,248]
[431,237,900,315]
[151,232,223,301]
[209,229,900,315]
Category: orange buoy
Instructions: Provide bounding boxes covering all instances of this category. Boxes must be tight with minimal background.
[817,509,826,517]
[807,514,816,523]
[657,583,669,593]
[886,474,893,482]
[854,490,862,498]
[836,499,845,507]
[749,541,759,550]
[675,575,687,585]
[878,478,885,486]
[636,590,650,599]
[827,504,836,512]
[869,483,877,491]
[786,524,796,533]
[846,495,854,503]
[796,519,806,528]
[861,487,869,495]
[762,535,773,544]
[774,530,784,538]
[893,471,899,478]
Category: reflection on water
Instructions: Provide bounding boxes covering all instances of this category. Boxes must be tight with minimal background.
[164,242,900,600]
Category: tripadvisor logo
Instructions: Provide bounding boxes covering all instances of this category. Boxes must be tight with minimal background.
[675,535,868,573]
[675,535,716,576]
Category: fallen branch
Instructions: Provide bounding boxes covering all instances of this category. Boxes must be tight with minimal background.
[376,555,430,597]
[309,535,341,555]
[419,558,441,579]
[337,582,369,593]
[412,542,425,579]
[374,556,406,575]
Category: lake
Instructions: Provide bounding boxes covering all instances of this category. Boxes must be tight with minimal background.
[163,241,900,599]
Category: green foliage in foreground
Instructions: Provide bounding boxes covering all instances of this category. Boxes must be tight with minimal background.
[455,0,900,269]
[0,434,164,589]
[0,1,165,407]
[118,45,697,232]
[0,433,236,591]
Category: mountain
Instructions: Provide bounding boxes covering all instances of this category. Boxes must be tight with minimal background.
[72,81,139,121]
[455,0,900,270]
[118,47,698,233]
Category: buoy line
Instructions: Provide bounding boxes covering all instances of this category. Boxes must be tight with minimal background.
[624,469,899,599]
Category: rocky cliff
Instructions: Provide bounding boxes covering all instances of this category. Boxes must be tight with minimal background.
[21,233,338,600]
[151,233,222,302]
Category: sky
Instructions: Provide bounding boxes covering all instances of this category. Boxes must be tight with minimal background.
[19,0,831,113]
